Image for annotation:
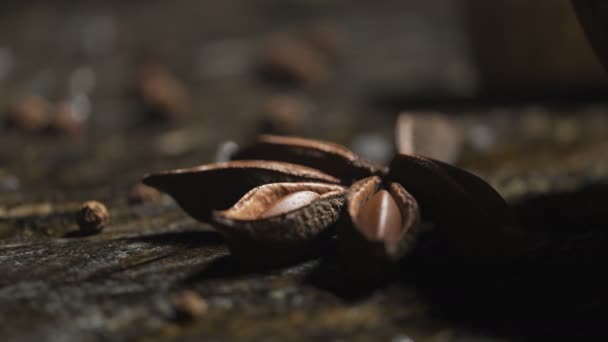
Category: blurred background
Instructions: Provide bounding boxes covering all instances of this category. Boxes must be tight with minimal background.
[1,0,607,198]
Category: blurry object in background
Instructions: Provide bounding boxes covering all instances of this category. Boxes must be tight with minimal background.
[350,133,393,165]
[155,128,205,157]
[128,182,160,205]
[68,67,96,96]
[0,47,14,82]
[396,112,462,164]
[572,0,608,70]
[170,290,208,322]
[353,1,481,107]
[0,170,19,192]
[467,0,608,98]
[6,93,51,133]
[466,121,496,153]
[214,140,240,163]
[197,38,254,79]
[80,15,118,57]
[135,63,191,122]
[50,96,89,137]
[299,20,347,62]
[256,33,332,86]
[258,95,313,135]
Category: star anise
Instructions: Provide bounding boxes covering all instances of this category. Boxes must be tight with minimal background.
[143,133,508,274]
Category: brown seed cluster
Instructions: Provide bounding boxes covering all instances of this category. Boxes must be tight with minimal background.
[75,201,110,234]
[143,133,508,274]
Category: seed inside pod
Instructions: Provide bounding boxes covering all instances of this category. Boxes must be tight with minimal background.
[260,190,320,218]
[215,182,343,222]
[142,160,340,222]
[356,190,402,241]
[212,182,345,266]
[340,176,420,277]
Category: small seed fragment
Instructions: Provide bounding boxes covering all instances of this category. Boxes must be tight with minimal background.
[260,190,320,218]
[75,201,109,234]
[356,189,402,241]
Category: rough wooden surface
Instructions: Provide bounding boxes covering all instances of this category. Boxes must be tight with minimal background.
[2,1,608,341]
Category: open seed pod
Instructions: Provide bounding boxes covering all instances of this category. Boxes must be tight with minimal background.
[388,154,510,260]
[142,160,340,222]
[233,135,385,183]
[340,176,420,277]
[212,182,346,265]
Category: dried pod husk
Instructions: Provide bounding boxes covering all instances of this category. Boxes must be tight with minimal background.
[212,182,346,265]
[388,154,509,260]
[340,176,420,278]
[142,160,340,222]
[233,135,385,184]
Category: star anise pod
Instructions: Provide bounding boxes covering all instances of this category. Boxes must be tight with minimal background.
[143,134,508,273]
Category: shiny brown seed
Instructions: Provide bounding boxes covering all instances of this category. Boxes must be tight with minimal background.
[212,182,345,265]
[260,190,320,218]
[346,176,420,256]
[356,190,402,241]
[214,182,343,222]
[75,201,109,234]
[341,176,420,278]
